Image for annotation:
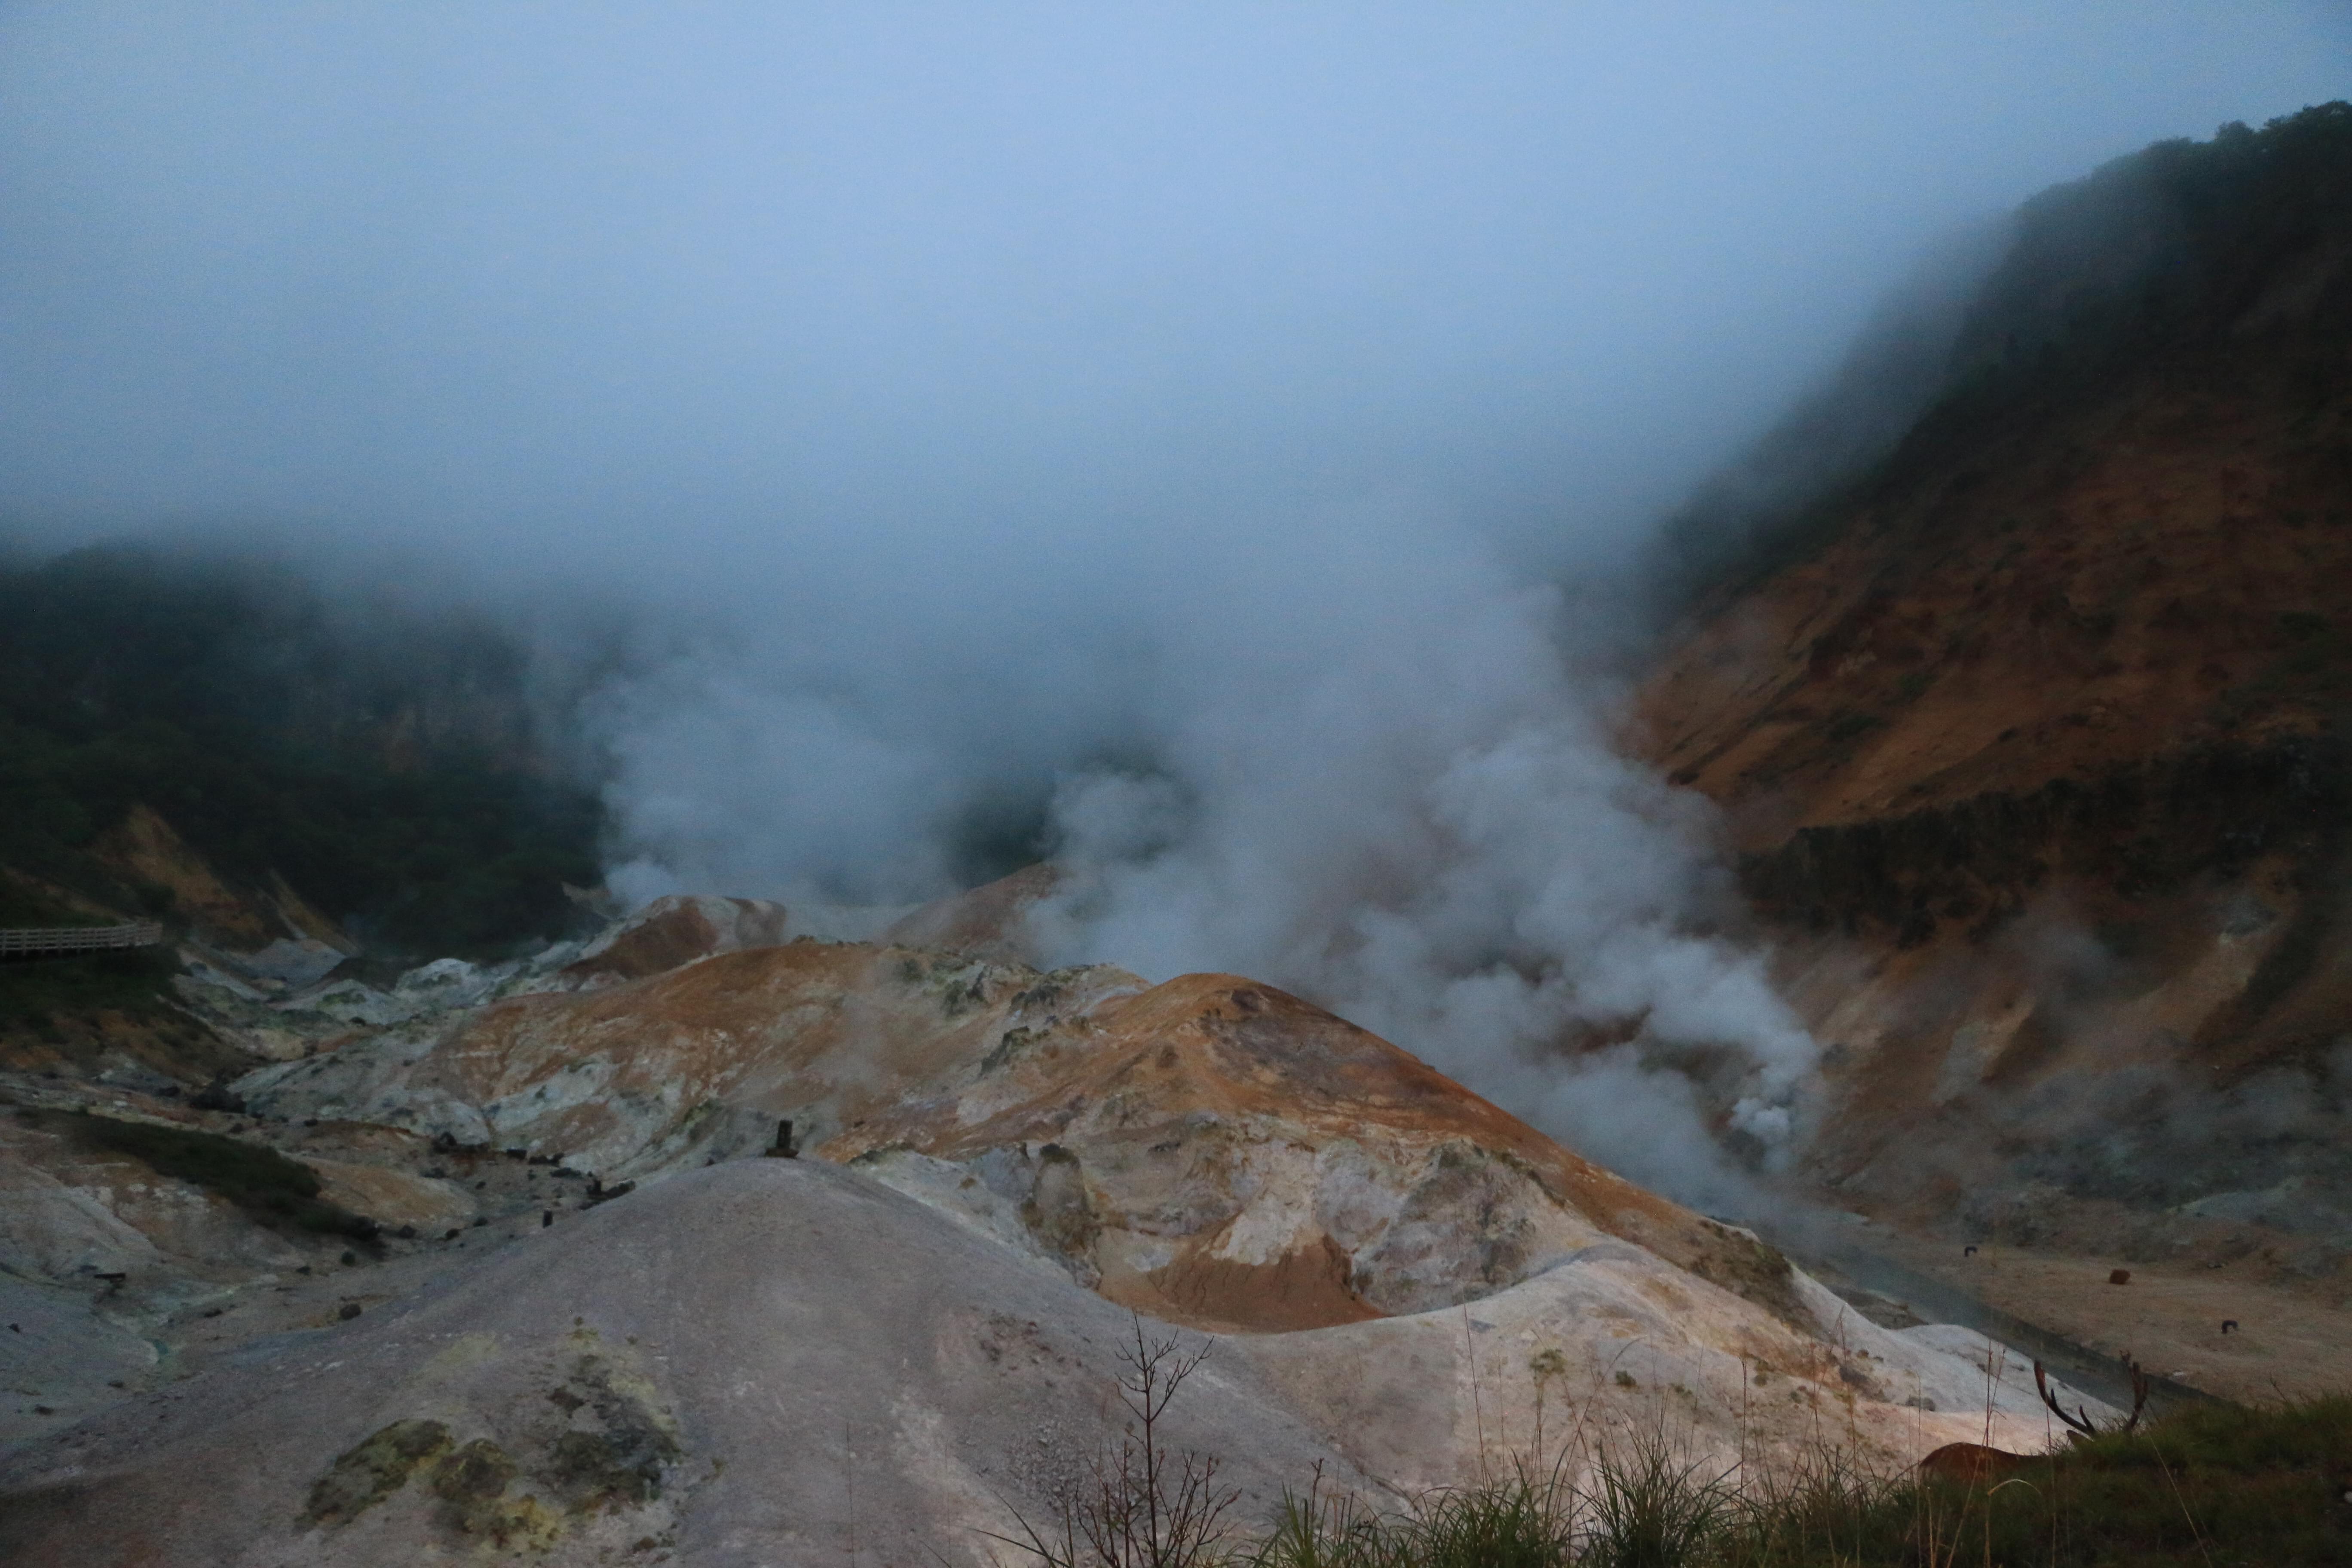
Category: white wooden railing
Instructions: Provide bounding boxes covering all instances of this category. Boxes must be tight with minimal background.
[0,921,164,957]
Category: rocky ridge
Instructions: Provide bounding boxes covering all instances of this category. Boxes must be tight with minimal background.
[1,888,2092,1562]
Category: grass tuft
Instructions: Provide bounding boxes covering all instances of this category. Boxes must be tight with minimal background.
[1087,1394,2352,1567]
[1580,1431,1730,1568]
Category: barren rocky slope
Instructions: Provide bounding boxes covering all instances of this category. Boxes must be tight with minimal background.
[2,891,2089,1562]
[1635,107,2352,1320]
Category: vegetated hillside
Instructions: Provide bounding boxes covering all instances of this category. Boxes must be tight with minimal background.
[0,541,605,957]
[1637,106,2352,1271]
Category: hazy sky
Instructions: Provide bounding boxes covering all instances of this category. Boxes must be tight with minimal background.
[2,3,2345,578]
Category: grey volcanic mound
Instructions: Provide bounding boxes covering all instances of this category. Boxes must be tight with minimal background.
[0,1159,1365,1568]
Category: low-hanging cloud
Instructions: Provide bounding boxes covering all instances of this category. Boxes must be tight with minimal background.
[591,491,1822,1207]
[1017,505,1815,1210]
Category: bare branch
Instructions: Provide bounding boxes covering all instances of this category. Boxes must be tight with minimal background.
[991,1314,1238,1568]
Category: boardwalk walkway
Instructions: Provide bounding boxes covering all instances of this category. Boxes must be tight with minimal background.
[0,921,165,958]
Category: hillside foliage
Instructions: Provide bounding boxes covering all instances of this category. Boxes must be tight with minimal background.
[0,541,604,954]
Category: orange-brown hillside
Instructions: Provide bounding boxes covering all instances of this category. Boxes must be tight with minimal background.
[1633,107,2352,1268]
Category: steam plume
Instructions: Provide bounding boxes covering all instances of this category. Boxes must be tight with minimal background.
[591,499,1816,1209]
[1023,507,1814,1209]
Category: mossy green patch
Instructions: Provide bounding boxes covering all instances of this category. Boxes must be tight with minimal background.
[300,1392,676,1553]
[48,1110,380,1242]
[429,1436,555,1545]
[541,1352,684,1515]
[0,543,606,959]
[304,1418,453,1528]
[0,935,181,1033]
[548,1430,664,1512]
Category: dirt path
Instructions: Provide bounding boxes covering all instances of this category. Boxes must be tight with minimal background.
[1868,1234,2352,1406]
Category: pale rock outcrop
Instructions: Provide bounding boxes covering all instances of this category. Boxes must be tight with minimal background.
[233,949,1770,1332]
[1,885,2106,1551]
[217,934,2091,1469]
[0,1160,1377,1567]
[0,1159,2096,1567]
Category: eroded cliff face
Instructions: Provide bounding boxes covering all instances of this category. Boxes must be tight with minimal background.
[1634,110,2352,1271]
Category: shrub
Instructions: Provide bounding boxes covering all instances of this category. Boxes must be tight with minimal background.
[994,1316,1241,1568]
[51,1109,380,1243]
[994,1316,2352,1566]
[1578,1432,1729,1568]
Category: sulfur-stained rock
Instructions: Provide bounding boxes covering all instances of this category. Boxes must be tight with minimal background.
[0,1158,2086,1566]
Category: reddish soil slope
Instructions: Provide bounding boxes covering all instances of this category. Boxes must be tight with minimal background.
[1634,109,2352,1283]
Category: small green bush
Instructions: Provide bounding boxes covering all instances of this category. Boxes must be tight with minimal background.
[1580,1433,1729,1568]
[0,947,180,1030]
[1253,1466,1578,1568]
[54,1110,380,1243]
[0,543,607,959]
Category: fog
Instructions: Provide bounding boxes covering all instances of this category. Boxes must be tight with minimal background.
[3,3,2344,1203]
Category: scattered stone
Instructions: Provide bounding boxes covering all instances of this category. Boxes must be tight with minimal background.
[338,1303,362,1321]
